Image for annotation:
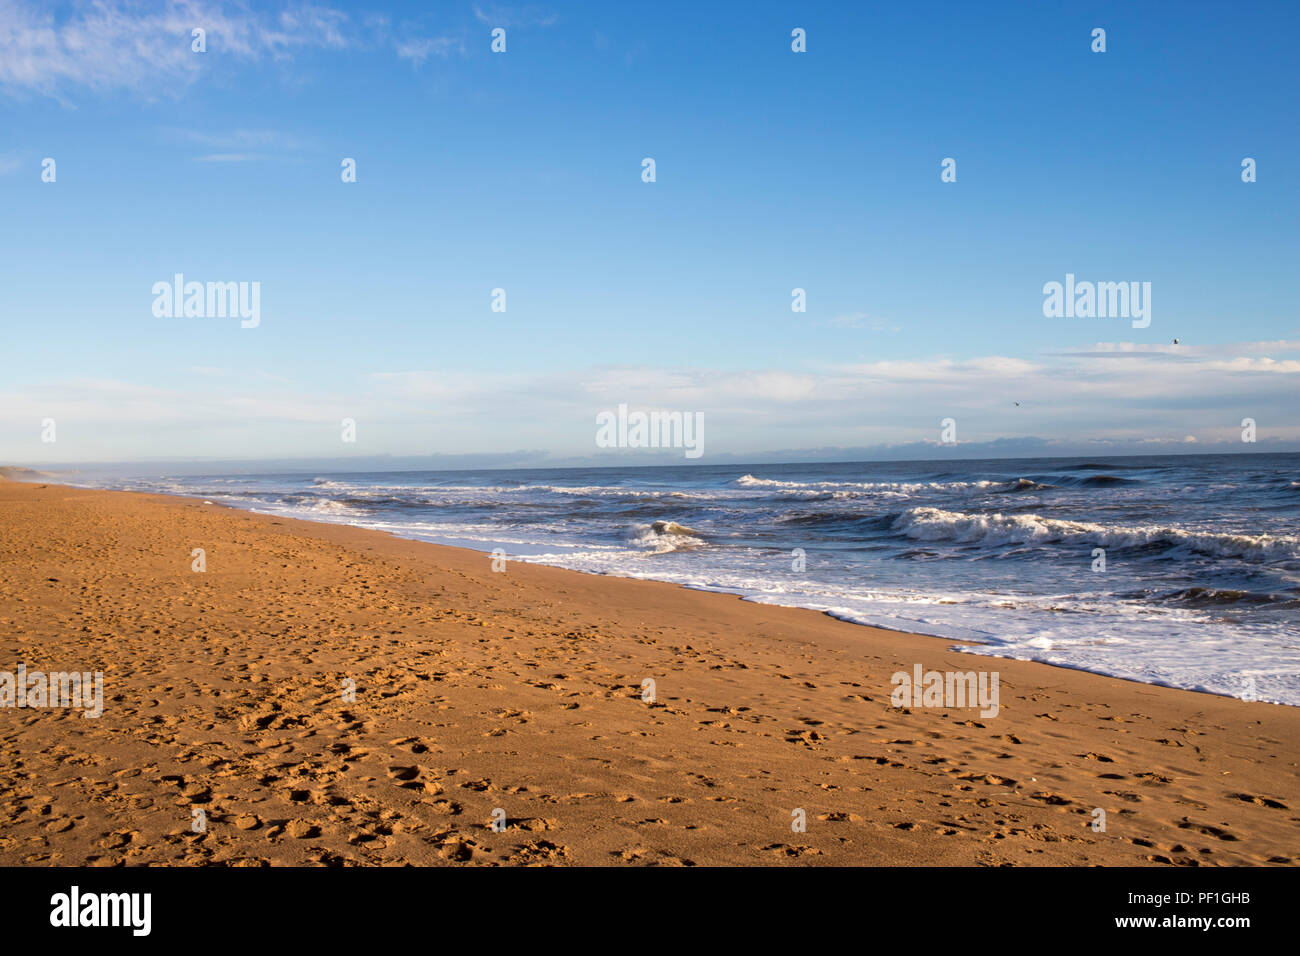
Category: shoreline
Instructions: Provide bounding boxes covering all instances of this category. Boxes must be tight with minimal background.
[1,480,1297,865]
[64,476,1295,709]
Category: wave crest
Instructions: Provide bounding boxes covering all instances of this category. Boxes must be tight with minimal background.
[628,520,706,554]
[892,507,1300,561]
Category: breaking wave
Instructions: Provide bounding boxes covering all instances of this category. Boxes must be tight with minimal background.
[892,507,1300,561]
[628,520,708,554]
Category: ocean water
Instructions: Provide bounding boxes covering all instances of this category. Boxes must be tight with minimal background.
[89,454,1300,705]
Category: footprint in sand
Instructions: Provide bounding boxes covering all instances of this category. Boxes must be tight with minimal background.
[1177,820,1238,841]
[957,773,1017,787]
[762,843,823,857]
[1227,793,1288,809]
[511,840,569,864]
[1030,792,1072,806]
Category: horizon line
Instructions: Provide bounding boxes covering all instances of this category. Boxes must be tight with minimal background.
[11,446,1299,477]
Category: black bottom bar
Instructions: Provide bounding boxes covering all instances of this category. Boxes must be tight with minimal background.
[3,865,1292,943]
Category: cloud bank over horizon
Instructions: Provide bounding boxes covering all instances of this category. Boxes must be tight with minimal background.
[5,338,1297,466]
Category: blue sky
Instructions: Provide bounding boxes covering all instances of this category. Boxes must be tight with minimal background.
[2,0,1297,466]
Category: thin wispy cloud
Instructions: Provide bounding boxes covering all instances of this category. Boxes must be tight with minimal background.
[192,153,264,163]
[1052,340,1300,359]
[162,126,309,162]
[169,128,309,149]
[0,0,459,99]
[395,35,465,67]
[829,312,900,332]
[6,340,1296,462]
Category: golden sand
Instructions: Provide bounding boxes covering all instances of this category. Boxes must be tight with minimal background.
[1,481,1296,865]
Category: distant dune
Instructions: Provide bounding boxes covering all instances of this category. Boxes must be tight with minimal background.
[0,467,49,481]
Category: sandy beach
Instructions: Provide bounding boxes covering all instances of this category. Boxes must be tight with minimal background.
[1,479,1296,866]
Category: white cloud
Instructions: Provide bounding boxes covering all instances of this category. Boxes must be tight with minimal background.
[0,0,341,98]
[0,0,462,98]
[3,341,1297,462]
